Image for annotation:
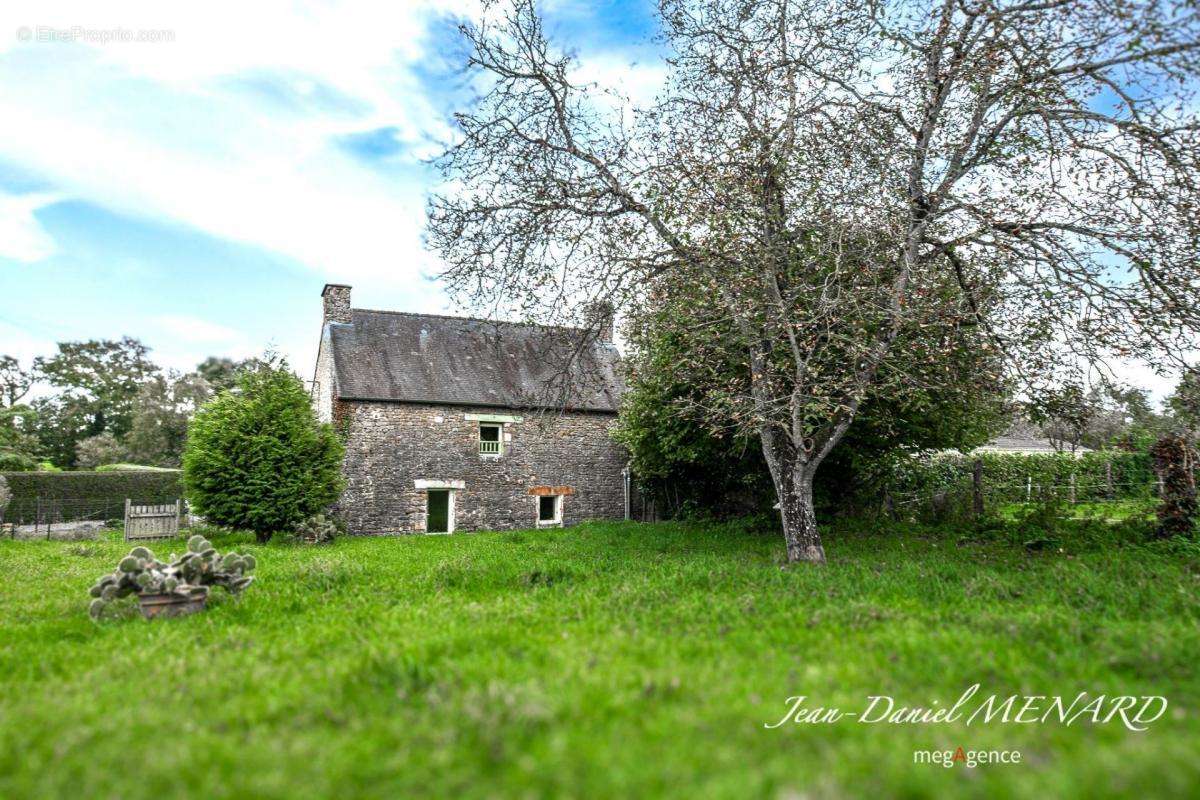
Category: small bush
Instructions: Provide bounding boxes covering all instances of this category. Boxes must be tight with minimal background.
[1150,435,1198,539]
[0,452,37,471]
[292,513,339,545]
[183,361,344,543]
[1013,488,1066,536]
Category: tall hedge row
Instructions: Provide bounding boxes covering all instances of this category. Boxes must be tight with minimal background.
[0,470,183,524]
[886,451,1155,504]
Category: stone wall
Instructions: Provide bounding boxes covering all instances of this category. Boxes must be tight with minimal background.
[312,327,335,423]
[336,401,627,534]
[321,284,352,324]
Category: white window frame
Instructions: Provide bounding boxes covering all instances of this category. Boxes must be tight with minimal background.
[478,422,503,456]
[422,489,455,534]
[536,494,563,527]
[414,480,463,534]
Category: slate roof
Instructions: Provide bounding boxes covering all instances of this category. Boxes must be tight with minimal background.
[327,309,622,412]
[974,434,1092,454]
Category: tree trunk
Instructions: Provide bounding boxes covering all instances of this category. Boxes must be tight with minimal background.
[777,469,826,564]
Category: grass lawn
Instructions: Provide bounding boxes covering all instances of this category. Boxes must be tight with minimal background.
[2,517,1199,798]
[995,499,1157,524]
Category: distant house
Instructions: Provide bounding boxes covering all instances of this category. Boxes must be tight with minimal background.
[311,285,628,534]
[972,430,1093,456]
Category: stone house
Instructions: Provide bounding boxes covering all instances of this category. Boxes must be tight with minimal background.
[311,284,629,534]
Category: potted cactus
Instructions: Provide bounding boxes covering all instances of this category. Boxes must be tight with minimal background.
[88,535,256,620]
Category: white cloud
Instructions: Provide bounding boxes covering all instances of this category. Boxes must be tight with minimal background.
[0,2,665,294]
[1107,359,1184,406]
[153,315,241,343]
[0,318,55,363]
[0,1,480,292]
[0,190,60,262]
[571,54,666,111]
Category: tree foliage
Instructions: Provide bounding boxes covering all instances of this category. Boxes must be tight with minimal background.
[429,0,1200,562]
[195,356,251,394]
[0,355,34,409]
[35,337,158,442]
[1168,369,1200,434]
[3,342,234,469]
[0,404,40,471]
[126,371,213,467]
[0,355,40,470]
[74,432,130,470]
[615,273,1006,516]
[182,361,344,542]
[1150,434,1198,539]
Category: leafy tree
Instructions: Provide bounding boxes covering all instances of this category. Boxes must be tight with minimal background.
[182,360,344,542]
[35,338,158,448]
[429,0,1200,561]
[0,355,35,409]
[28,394,99,468]
[74,432,130,469]
[125,371,212,467]
[1028,384,1097,454]
[0,405,39,471]
[1026,382,1172,452]
[1168,369,1200,435]
[616,274,1005,517]
[195,356,250,394]
[0,355,40,470]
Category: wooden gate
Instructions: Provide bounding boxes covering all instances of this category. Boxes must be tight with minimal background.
[124,499,183,540]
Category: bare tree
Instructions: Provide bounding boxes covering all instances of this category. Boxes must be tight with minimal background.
[429,0,1200,563]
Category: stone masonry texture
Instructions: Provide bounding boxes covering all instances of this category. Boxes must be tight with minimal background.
[322,284,352,325]
[335,400,626,534]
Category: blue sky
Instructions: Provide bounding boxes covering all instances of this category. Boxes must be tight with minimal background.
[0,0,660,380]
[0,1,1178,400]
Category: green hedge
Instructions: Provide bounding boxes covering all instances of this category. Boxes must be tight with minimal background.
[886,451,1156,507]
[0,470,183,525]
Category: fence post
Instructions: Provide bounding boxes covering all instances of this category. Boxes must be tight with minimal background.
[1069,472,1077,504]
[1105,459,1114,499]
[124,498,131,541]
[972,459,984,517]
[1026,476,1032,502]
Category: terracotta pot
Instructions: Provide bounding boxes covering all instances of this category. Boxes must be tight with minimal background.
[138,590,207,620]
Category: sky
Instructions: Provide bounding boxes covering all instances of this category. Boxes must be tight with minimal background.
[0,0,660,384]
[0,0,1180,401]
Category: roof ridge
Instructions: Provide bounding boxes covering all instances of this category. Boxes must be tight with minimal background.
[350,307,589,334]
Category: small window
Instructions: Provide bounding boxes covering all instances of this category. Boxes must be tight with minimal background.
[479,423,502,455]
[538,495,562,526]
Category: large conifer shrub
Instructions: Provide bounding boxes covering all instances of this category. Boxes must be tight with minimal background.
[183,361,344,542]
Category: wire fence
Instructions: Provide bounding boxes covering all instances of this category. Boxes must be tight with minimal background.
[881,466,1162,522]
[1,497,189,540]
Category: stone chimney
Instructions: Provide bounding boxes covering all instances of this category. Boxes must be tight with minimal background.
[585,300,614,343]
[322,284,352,325]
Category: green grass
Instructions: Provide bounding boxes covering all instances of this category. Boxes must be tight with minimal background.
[996,499,1156,523]
[2,518,1199,799]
